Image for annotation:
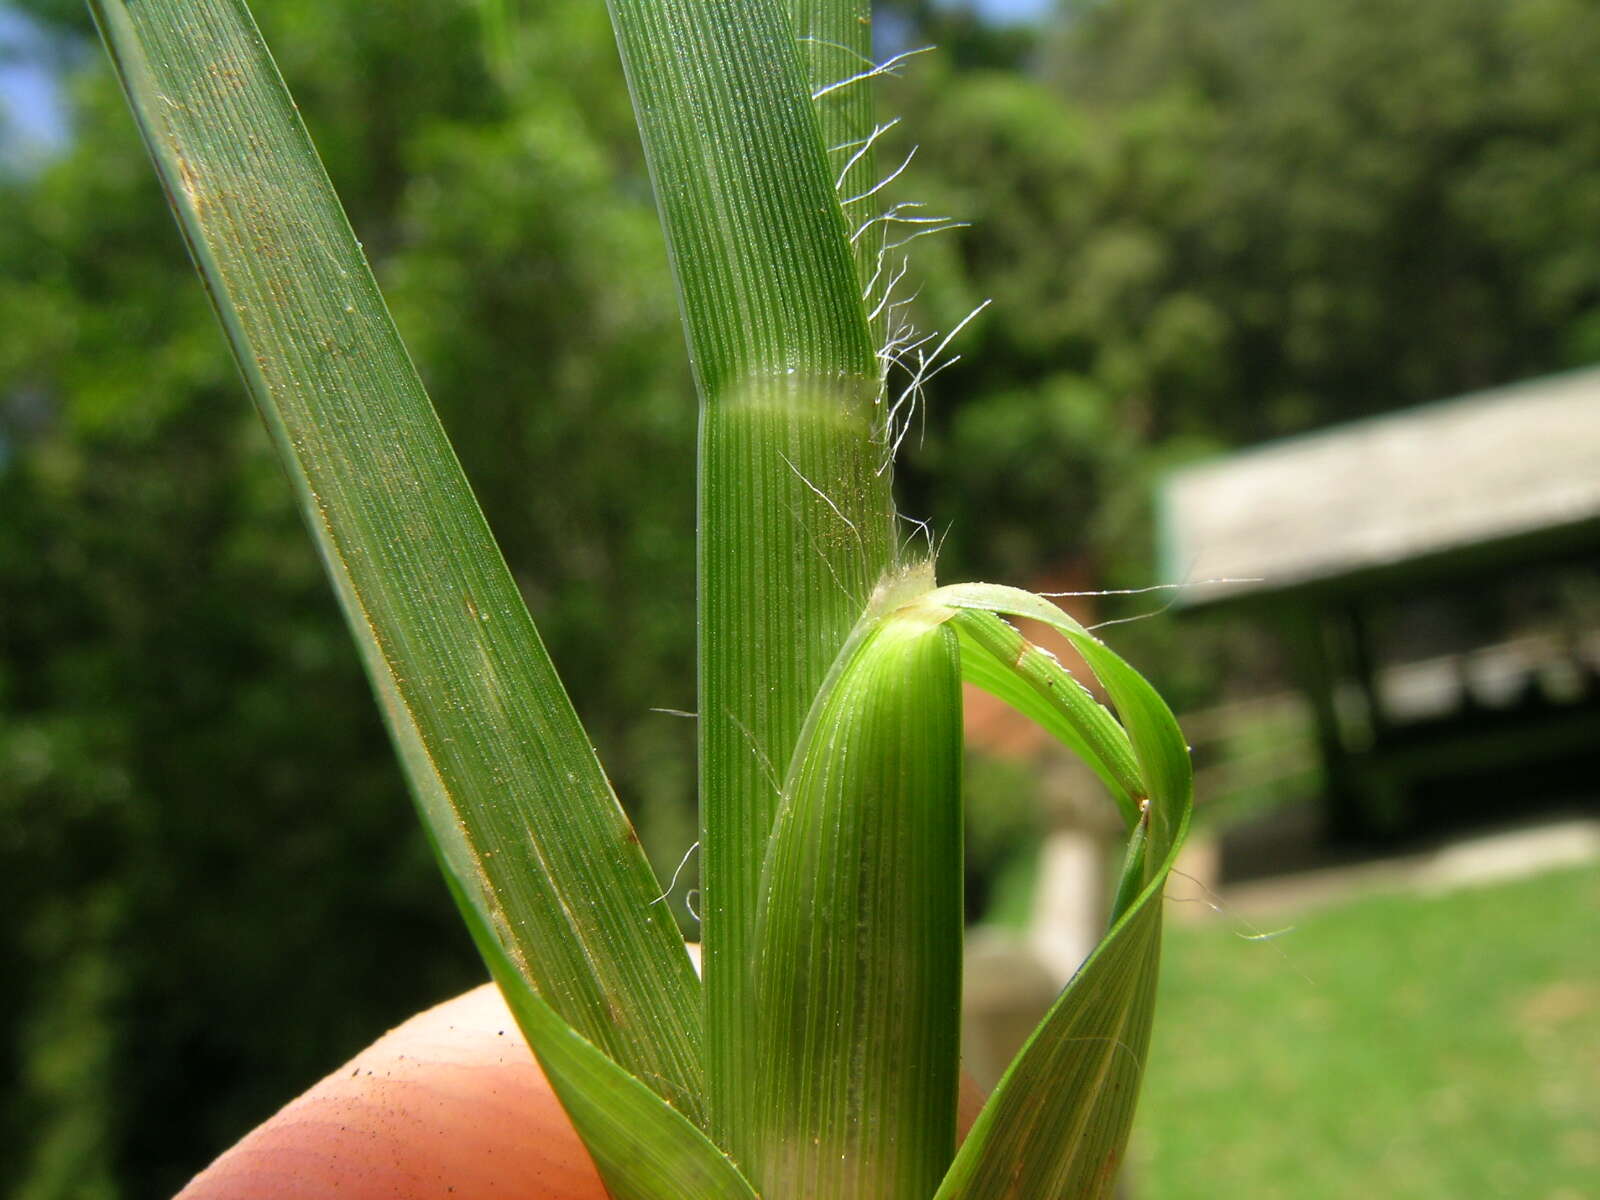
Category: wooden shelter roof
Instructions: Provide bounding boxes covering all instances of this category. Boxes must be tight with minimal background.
[1158,367,1600,607]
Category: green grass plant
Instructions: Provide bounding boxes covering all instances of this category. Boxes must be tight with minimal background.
[1138,865,1600,1198]
[87,0,1192,1195]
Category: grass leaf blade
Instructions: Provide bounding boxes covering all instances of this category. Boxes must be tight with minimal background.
[932,582,1193,857]
[936,900,1165,1200]
[451,891,757,1200]
[90,0,704,1117]
[788,0,883,301]
[927,583,1193,1199]
[945,608,1142,825]
[605,0,873,397]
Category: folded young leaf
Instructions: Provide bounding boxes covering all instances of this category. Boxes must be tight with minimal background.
[924,584,1193,1200]
[944,607,1142,826]
[930,583,1191,855]
[91,0,703,1118]
[750,573,963,1199]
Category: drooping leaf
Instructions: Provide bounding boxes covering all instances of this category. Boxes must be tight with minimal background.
[945,607,1141,826]
[931,583,1191,854]
[936,896,1165,1200]
[90,0,703,1118]
[750,566,962,1198]
[925,583,1192,1200]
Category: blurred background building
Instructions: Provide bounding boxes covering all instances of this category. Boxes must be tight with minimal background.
[3,0,1596,1196]
[1163,368,1600,841]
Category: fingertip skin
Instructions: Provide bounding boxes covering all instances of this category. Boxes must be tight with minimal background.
[177,984,607,1200]
[177,959,986,1199]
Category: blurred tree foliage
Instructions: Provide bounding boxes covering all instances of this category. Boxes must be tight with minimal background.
[1,1,691,1194]
[4,0,1600,1195]
[892,0,1600,591]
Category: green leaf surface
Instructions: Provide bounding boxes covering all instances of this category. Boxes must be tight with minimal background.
[603,0,899,1151]
[931,583,1192,856]
[605,0,874,398]
[925,584,1193,1200]
[937,898,1165,1200]
[945,607,1141,826]
[750,571,962,1198]
[90,0,703,1118]
[1108,813,1152,925]
[787,0,884,305]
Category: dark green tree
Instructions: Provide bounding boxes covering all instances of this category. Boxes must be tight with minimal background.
[1,2,693,1194]
[893,0,1600,595]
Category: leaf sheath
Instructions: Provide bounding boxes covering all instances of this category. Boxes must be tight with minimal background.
[603,0,898,1150]
[751,585,963,1198]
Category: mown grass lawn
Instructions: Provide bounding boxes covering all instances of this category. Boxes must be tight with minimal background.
[1133,864,1599,1198]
